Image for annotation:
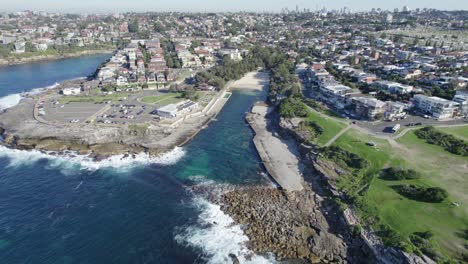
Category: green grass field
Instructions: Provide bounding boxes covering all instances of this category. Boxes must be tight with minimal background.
[306,110,347,146]
[437,126,468,141]
[331,129,468,261]
[59,92,130,104]
[140,92,183,106]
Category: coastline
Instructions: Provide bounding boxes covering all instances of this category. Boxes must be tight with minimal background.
[0,49,114,67]
[0,71,259,159]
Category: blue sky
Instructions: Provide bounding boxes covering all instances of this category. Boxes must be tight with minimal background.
[2,0,467,13]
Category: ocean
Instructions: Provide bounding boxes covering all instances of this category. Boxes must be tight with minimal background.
[0,55,275,263]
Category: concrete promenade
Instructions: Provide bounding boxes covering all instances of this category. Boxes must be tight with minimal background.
[246,102,304,191]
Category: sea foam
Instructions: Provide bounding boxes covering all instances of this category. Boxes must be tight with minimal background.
[0,81,60,111]
[175,196,276,264]
[0,145,186,172]
[0,93,22,111]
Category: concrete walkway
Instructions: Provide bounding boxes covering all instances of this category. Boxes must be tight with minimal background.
[247,103,304,192]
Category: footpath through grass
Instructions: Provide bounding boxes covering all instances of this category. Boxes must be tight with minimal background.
[331,128,467,261]
[305,110,346,146]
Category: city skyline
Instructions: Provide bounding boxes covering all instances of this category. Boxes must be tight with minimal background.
[1,0,467,13]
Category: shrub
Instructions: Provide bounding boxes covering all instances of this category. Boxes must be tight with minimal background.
[415,126,468,156]
[279,97,309,118]
[392,184,448,203]
[376,224,406,248]
[296,120,323,142]
[322,146,368,170]
[352,225,362,236]
[380,167,421,180]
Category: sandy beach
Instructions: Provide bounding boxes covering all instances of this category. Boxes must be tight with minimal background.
[229,71,270,90]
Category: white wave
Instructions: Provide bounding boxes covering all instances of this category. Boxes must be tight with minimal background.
[0,82,61,111]
[175,196,276,264]
[25,82,60,96]
[0,145,186,172]
[0,93,22,111]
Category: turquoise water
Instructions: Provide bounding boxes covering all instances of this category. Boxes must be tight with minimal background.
[0,57,271,263]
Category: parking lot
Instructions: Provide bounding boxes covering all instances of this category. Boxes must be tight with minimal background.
[356,115,468,135]
[39,89,210,125]
[41,99,104,123]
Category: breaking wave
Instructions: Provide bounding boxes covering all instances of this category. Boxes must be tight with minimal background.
[0,145,186,172]
[175,196,276,264]
[0,81,61,111]
[0,93,22,111]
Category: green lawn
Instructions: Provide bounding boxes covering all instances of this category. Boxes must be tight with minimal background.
[306,110,347,146]
[331,129,467,261]
[140,92,183,106]
[59,92,130,104]
[436,126,468,141]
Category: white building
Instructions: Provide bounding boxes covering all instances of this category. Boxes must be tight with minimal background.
[413,94,460,120]
[156,100,198,119]
[219,48,242,61]
[453,91,468,117]
[14,42,26,53]
[373,81,414,94]
[62,87,82,95]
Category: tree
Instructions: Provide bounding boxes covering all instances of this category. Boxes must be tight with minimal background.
[128,20,139,33]
[182,87,199,101]
[153,22,166,33]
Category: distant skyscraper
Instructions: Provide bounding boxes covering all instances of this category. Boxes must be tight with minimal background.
[402,5,410,12]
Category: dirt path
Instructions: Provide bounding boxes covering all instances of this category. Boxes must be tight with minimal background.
[324,125,352,147]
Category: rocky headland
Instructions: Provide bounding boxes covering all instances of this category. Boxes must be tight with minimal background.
[0,95,214,158]
[0,49,113,67]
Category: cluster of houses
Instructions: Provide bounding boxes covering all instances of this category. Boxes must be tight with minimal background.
[306,62,467,120]
[0,11,131,54]
[97,38,176,89]
[306,64,406,120]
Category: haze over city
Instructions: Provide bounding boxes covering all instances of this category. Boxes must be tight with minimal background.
[1,0,467,13]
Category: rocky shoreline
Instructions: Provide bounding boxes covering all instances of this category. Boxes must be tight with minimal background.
[0,91,217,160]
[219,186,348,263]
[0,72,252,160]
[0,49,113,67]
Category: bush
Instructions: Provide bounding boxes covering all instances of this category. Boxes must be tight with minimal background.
[352,225,362,236]
[393,184,448,203]
[295,120,323,142]
[415,126,468,156]
[322,146,368,170]
[182,87,199,101]
[376,223,406,248]
[380,167,421,181]
[279,97,308,118]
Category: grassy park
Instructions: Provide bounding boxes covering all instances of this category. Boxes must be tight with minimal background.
[437,126,468,142]
[140,92,183,106]
[330,128,468,261]
[305,109,347,146]
[59,92,130,104]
